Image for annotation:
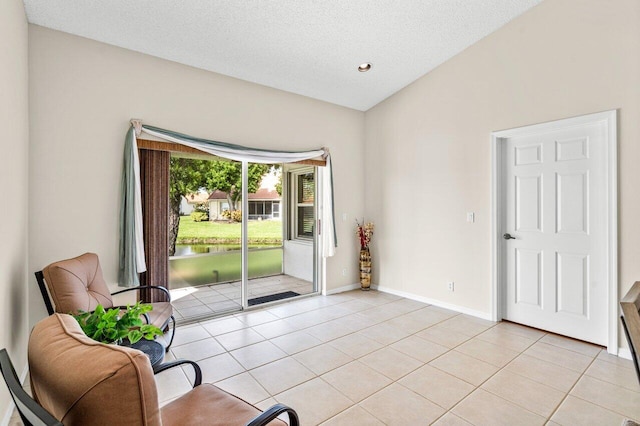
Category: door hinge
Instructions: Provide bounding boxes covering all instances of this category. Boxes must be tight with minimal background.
[318,219,321,235]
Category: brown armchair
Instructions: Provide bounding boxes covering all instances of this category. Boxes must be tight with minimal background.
[17,313,298,426]
[35,252,175,349]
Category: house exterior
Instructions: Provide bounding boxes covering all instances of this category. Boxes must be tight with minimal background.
[180,191,210,215]
[208,188,281,220]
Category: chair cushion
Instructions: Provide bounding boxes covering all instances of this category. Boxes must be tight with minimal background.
[161,384,286,426]
[29,314,161,426]
[42,252,113,314]
[147,302,173,329]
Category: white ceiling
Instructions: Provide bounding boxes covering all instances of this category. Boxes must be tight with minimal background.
[23,0,542,111]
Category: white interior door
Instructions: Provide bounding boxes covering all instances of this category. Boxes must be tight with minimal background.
[501,118,610,345]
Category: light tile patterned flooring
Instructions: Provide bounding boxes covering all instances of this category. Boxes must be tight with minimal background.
[170,275,314,321]
[156,290,640,425]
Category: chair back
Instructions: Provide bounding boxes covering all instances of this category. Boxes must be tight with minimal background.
[40,252,114,314]
[0,349,61,426]
[29,314,161,426]
[620,281,640,385]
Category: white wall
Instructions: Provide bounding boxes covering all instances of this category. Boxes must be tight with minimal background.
[0,0,30,419]
[180,196,195,216]
[284,241,314,283]
[364,0,640,323]
[28,26,365,327]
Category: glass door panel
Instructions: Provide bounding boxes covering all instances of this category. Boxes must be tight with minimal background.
[246,164,316,307]
[168,156,319,319]
[168,155,242,321]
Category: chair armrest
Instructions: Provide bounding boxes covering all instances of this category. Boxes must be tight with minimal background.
[112,285,172,302]
[110,305,151,324]
[245,404,299,426]
[153,359,202,388]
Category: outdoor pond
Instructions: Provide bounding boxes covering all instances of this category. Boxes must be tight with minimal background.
[174,243,279,256]
[169,244,283,289]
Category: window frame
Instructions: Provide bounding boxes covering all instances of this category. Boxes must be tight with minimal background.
[288,167,316,243]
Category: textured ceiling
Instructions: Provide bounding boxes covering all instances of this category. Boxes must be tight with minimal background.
[23,0,542,111]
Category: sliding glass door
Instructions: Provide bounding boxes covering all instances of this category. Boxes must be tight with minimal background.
[169,157,318,322]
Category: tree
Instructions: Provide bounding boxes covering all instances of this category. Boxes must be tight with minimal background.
[169,158,209,256]
[169,158,274,255]
[203,162,271,212]
[274,168,282,196]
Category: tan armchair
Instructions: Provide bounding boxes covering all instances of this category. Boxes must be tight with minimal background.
[19,313,298,426]
[35,252,175,349]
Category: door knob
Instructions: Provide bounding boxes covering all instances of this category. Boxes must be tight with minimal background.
[503,233,516,240]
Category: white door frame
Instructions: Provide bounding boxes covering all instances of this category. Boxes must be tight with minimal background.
[490,110,618,353]
[281,164,325,296]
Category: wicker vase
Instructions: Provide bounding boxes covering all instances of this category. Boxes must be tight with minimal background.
[359,247,372,290]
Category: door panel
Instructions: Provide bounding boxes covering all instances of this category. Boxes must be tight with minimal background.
[515,248,542,307]
[556,252,589,317]
[503,121,607,345]
[516,175,542,232]
[556,172,588,234]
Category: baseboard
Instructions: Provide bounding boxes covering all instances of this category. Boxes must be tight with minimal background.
[1,364,28,426]
[617,347,632,360]
[374,285,494,321]
[325,283,361,295]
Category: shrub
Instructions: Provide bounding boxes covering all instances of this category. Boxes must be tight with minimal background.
[191,211,208,222]
[194,202,209,213]
[221,209,242,222]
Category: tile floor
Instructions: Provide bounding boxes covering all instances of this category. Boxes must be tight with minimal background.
[169,274,314,322]
[154,290,640,425]
[10,290,639,425]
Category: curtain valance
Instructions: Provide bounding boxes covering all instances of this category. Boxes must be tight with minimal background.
[119,121,336,287]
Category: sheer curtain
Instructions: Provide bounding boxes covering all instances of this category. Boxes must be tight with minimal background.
[119,120,336,287]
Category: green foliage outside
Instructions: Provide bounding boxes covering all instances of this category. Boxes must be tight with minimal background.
[190,211,208,222]
[168,157,276,255]
[190,202,210,222]
[202,161,271,211]
[221,209,242,222]
[73,302,164,344]
[177,215,282,244]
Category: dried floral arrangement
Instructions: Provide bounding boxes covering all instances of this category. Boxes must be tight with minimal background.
[356,219,374,249]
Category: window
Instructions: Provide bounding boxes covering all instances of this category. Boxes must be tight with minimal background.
[247,201,278,219]
[290,169,315,240]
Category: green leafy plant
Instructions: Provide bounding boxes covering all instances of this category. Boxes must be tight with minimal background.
[221,209,242,222]
[73,302,164,344]
[190,211,209,222]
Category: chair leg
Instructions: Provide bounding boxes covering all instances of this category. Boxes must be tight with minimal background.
[165,315,176,351]
[621,316,640,386]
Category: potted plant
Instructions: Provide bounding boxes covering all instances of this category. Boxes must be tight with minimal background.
[73,301,164,345]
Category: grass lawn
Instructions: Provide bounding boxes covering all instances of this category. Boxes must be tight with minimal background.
[177,215,283,244]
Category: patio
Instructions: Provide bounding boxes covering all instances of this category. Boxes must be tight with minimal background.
[170,274,314,322]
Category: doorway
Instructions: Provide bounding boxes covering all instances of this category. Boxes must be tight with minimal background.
[491,110,617,351]
[168,157,319,322]
[245,163,317,306]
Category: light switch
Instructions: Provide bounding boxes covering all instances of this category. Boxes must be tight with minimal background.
[342,213,347,222]
[466,212,475,223]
